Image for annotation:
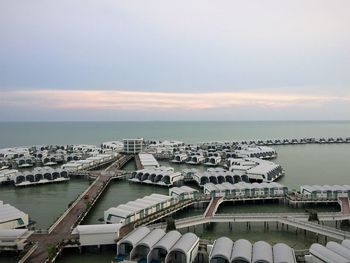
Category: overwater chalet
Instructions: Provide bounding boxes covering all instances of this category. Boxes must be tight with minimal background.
[165,232,199,263]
[300,185,350,200]
[171,153,188,163]
[147,230,182,263]
[72,224,122,247]
[227,157,284,182]
[186,154,205,165]
[13,167,69,187]
[204,156,222,166]
[104,194,174,224]
[129,167,183,187]
[62,153,118,171]
[101,141,124,152]
[0,201,29,229]
[0,169,17,184]
[234,145,277,159]
[209,238,295,263]
[169,186,199,200]
[192,168,249,186]
[203,182,288,198]
[117,227,151,260]
[130,229,166,262]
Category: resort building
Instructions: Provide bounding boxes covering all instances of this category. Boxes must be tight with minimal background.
[101,141,124,152]
[203,182,288,198]
[169,186,199,200]
[117,227,199,263]
[104,194,175,224]
[13,167,69,187]
[192,168,249,186]
[129,167,183,187]
[0,169,17,184]
[300,185,350,200]
[147,140,184,154]
[72,224,122,247]
[234,145,277,159]
[227,157,284,182]
[0,229,33,251]
[123,138,144,154]
[209,238,296,263]
[0,201,29,229]
[61,153,118,171]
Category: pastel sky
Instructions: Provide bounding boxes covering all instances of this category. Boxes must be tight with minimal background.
[0,0,349,121]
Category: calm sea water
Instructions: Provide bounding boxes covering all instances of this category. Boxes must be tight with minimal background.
[0,121,349,262]
[0,121,349,148]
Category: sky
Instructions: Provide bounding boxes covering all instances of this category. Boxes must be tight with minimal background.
[0,0,349,121]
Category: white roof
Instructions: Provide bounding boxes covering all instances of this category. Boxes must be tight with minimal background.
[153,230,182,252]
[135,229,166,249]
[231,239,252,262]
[273,243,296,263]
[0,229,30,239]
[0,203,27,224]
[72,224,122,235]
[118,227,150,247]
[210,237,233,262]
[170,232,199,254]
[310,243,349,263]
[326,241,350,260]
[252,241,273,263]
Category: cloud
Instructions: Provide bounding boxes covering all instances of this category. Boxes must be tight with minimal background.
[1,89,349,111]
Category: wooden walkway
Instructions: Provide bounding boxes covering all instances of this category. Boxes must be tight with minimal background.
[339,197,350,214]
[23,154,132,263]
[204,197,222,217]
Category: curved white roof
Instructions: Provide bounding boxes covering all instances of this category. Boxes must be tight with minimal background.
[231,239,252,262]
[342,239,350,249]
[153,230,182,252]
[310,243,349,263]
[326,241,350,260]
[252,241,273,263]
[170,232,199,254]
[118,227,150,247]
[273,243,296,263]
[209,237,233,262]
[136,229,166,249]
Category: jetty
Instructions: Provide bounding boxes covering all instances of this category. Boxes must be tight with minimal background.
[21,154,132,263]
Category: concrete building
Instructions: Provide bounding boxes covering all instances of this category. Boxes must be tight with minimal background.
[123,138,144,154]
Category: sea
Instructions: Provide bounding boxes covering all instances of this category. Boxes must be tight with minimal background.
[0,121,349,262]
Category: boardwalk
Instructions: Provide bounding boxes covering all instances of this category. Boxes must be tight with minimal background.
[150,212,350,240]
[23,154,132,263]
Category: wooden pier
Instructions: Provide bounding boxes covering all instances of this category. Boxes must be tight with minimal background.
[21,154,132,263]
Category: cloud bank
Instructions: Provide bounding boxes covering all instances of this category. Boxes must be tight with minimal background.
[1,89,349,111]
